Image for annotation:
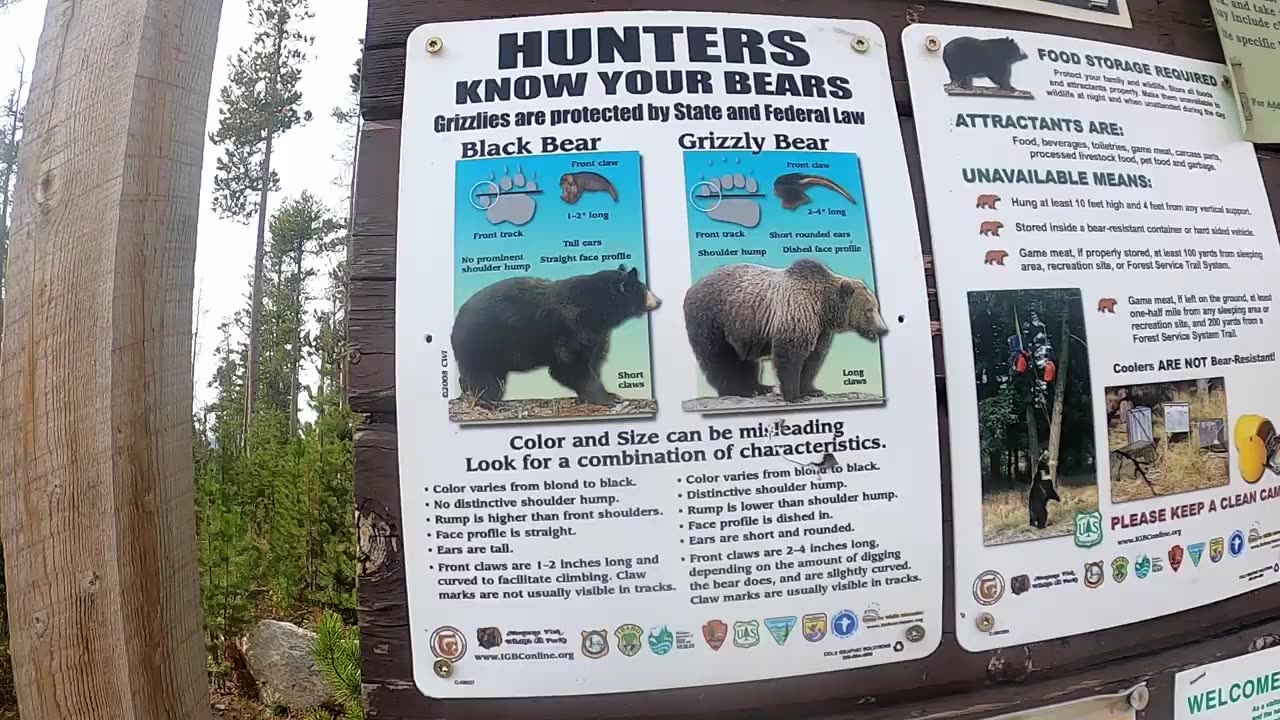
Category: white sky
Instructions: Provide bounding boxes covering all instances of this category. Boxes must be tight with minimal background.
[0,0,368,412]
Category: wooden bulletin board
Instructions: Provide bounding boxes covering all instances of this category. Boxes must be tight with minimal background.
[350,0,1280,717]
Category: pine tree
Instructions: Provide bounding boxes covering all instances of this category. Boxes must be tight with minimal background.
[0,54,26,322]
[209,0,314,433]
[331,40,363,202]
[265,193,341,435]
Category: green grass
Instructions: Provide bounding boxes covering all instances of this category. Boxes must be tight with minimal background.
[983,481,1099,546]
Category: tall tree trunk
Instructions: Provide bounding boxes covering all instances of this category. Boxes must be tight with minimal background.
[1046,314,1072,489]
[1025,403,1039,482]
[289,232,304,436]
[244,129,273,441]
[244,19,286,442]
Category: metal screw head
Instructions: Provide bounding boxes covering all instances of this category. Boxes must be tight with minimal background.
[1129,684,1150,710]
[1222,75,1232,88]
[432,658,453,678]
[925,35,942,52]
[851,36,870,53]
[906,624,926,643]
[975,612,995,632]
[427,36,444,54]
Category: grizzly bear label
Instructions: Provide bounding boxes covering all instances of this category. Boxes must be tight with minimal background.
[1097,297,1118,313]
[682,259,887,403]
[976,194,1000,209]
[983,250,1009,265]
[451,266,659,406]
[979,221,1004,236]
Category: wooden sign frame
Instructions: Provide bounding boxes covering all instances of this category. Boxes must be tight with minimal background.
[349,0,1280,717]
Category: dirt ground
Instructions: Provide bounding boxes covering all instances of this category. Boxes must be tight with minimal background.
[983,475,1099,546]
[681,390,883,413]
[450,396,657,423]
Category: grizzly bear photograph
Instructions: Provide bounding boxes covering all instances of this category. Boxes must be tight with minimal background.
[450,265,659,418]
[942,36,1032,98]
[681,259,887,411]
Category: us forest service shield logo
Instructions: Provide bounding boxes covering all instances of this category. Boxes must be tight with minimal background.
[1074,510,1104,548]
[733,620,761,648]
[581,629,609,659]
[431,626,467,661]
[476,626,503,650]
[802,613,828,642]
[1112,557,1129,583]
[615,624,643,657]
[702,619,728,651]
[1211,537,1225,563]
[1084,561,1104,588]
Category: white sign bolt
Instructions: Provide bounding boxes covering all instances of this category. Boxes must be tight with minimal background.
[427,36,444,54]
[925,35,942,52]
[1128,684,1150,711]
[975,612,995,632]
[433,658,453,678]
[851,36,870,53]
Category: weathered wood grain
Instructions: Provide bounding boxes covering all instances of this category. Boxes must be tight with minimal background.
[0,0,222,717]
[352,0,1280,716]
[353,412,1280,718]
[359,0,1219,120]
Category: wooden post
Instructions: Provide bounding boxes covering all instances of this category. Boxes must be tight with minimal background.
[1,0,222,717]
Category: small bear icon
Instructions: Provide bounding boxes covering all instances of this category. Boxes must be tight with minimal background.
[984,250,1009,266]
[979,220,1004,236]
[976,194,1001,209]
[1097,297,1118,313]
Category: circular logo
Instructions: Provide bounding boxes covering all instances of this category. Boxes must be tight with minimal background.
[1230,530,1247,558]
[430,626,466,662]
[972,570,1005,606]
[581,629,609,659]
[832,610,859,638]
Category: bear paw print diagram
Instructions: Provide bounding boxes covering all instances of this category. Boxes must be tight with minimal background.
[688,157,856,229]
[468,165,542,226]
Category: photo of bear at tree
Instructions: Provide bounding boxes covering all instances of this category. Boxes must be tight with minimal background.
[1106,378,1230,503]
[448,151,659,424]
[969,288,1099,546]
[680,150,887,414]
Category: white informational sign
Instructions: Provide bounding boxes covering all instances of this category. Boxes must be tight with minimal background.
[397,12,942,698]
[945,0,1131,29]
[1176,647,1280,719]
[988,687,1139,719]
[904,25,1280,650]
[1172,645,1280,717]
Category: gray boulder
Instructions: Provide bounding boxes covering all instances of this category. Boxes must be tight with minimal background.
[241,620,333,710]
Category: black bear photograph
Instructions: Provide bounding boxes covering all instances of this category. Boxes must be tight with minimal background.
[1027,450,1061,529]
[681,259,887,413]
[968,288,1098,545]
[450,265,660,423]
[942,36,1033,98]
